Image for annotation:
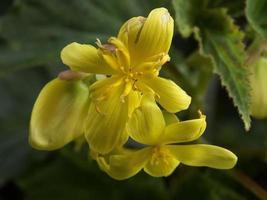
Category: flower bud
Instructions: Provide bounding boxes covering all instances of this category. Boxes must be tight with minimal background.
[250,57,267,119]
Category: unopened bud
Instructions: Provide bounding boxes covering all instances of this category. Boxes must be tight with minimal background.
[250,57,267,119]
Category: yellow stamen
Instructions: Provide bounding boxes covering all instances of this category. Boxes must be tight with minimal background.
[150,146,172,166]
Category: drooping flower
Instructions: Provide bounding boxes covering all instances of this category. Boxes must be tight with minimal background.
[29,74,92,150]
[95,95,237,180]
[59,8,191,154]
[250,57,267,119]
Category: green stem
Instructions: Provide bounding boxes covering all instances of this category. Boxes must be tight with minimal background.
[230,169,267,200]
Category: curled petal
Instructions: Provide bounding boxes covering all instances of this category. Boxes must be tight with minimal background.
[161,113,206,144]
[118,8,174,66]
[61,42,116,74]
[127,95,165,145]
[167,144,238,169]
[96,148,151,180]
[144,77,191,113]
[29,79,90,150]
[118,16,145,64]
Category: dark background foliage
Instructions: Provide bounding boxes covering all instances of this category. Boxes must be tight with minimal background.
[0,0,267,199]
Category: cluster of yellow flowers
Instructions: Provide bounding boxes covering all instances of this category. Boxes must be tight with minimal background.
[29,8,237,180]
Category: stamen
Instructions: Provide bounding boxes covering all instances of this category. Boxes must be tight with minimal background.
[120,66,126,73]
[150,146,172,166]
[96,95,108,102]
[95,38,102,48]
[133,83,139,91]
[94,103,106,116]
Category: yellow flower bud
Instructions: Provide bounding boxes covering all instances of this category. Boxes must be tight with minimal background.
[250,57,267,119]
[29,79,90,150]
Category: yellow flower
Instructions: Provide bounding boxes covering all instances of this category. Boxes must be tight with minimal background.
[60,8,191,154]
[250,57,267,119]
[29,74,91,150]
[95,96,237,180]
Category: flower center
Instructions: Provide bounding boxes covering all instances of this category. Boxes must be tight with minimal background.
[150,146,172,166]
[95,37,169,103]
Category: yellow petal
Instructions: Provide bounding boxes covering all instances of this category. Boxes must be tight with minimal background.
[126,90,142,117]
[118,8,173,65]
[134,53,170,74]
[118,16,145,64]
[96,147,152,180]
[126,95,165,145]
[167,144,238,169]
[108,37,131,71]
[117,129,129,148]
[161,113,206,144]
[89,76,122,101]
[29,79,90,150]
[144,146,179,177]
[144,77,191,113]
[85,83,129,154]
[61,42,116,74]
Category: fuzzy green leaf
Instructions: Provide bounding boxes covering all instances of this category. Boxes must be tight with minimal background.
[172,0,251,130]
[246,0,267,39]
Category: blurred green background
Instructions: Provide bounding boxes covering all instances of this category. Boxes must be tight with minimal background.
[1,0,267,199]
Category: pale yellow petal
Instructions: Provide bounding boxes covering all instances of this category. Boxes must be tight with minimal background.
[135,8,174,59]
[250,57,267,119]
[29,79,90,150]
[118,8,173,65]
[96,147,152,180]
[118,16,145,59]
[144,77,191,113]
[161,114,206,144]
[61,42,116,74]
[167,144,238,169]
[144,146,179,177]
[126,90,142,117]
[134,53,170,73]
[85,82,129,154]
[108,37,131,71]
[89,76,122,101]
[127,95,165,145]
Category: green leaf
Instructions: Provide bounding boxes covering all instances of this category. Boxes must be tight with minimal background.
[207,0,245,17]
[0,0,158,77]
[246,0,267,39]
[169,169,250,200]
[0,67,50,180]
[172,0,251,130]
[18,148,169,200]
